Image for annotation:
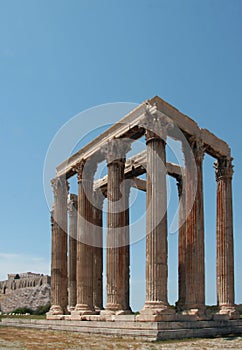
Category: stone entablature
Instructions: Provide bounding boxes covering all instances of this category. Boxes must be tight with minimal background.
[0,273,50,294]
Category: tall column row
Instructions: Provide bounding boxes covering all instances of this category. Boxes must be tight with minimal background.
[48,140,132,318]
[47,134,238,320]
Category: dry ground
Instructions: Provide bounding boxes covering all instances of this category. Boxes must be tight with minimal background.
[0,326,242,350]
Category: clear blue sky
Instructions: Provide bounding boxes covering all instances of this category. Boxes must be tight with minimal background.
[0,0,241,310]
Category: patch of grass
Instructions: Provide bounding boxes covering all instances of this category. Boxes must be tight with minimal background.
[12,307,33,315]
[0,303,51,320]
[0,314,45,320]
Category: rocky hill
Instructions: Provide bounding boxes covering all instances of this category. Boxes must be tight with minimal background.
[0,284,50,313]
[0,272,51,313]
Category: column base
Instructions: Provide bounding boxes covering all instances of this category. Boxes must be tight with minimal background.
[218,305,240,319]
[67,306,75,312]
[175,299,187,312]
[137,301,176,321]
[71,304,96,318]
[180,306,210,320]
[100,303,132,317]
[94,306,103,313]
[47,305,63,315]
[46,305,64,319]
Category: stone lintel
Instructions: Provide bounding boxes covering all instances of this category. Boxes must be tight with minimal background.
[201,129,231,158]
[150,97,230,159]
[149,96,200,137]
[56,96,230,179]
[132,177,146,192]
[93,150,183,193]
[56,103,148,178]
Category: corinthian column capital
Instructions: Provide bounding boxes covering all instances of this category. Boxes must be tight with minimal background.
[143,115,171,144]
[141,104,173,144]
[72,160,85,183]
[103,138,131,165]
[72,158,97,183]
[188,137,206,163]
[214,157,234,181]
[51,176,69,198]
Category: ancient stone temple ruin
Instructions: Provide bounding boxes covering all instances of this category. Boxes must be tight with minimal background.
[46,96,242,339]
[0,273,50,313]
[0,272,50,293]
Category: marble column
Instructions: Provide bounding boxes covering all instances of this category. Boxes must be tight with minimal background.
[72,160,96,316]
[124,182,131,311]
[139,125,174,321]
[184,138,205,315]
[92,190,104,312]
[67,193,78,311]
[48,176,68,317]
[103,139,131,315]
[176,176,186,310]
[215,157,238,318]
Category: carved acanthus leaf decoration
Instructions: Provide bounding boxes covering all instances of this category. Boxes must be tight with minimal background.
[214,157,234,181]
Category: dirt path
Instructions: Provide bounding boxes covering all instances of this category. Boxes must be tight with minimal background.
[0,326,242,350]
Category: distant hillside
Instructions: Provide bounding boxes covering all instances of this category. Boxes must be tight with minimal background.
[0,272,50,313]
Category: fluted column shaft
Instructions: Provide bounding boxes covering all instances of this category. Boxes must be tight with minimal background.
[104,139,131,314]
[144,132,169,308]
[137,113,175,321]
[177,177,186,309]
[184,138,205,312]
[215,158,237,317]
[105,159,127,311]
[49,176,68,315]
[92,190,104,311]
[124,182,131,311]
[68,194,78,310]
[74,160,96,315]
